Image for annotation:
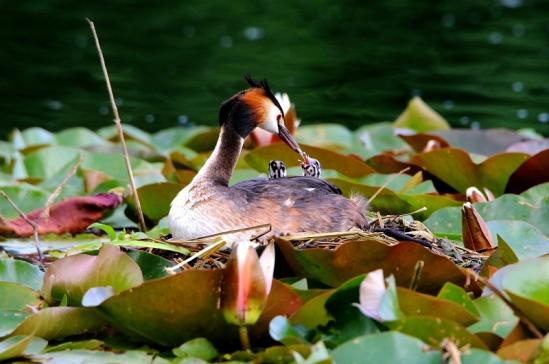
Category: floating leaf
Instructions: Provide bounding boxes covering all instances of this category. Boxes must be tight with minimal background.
[173,337,218,361]
[332,332,441,364]
[394,97,450,132]
[0,335,47,362]
[10,307,107,339]
[0,184,49,219]
[125,250,174,280]
[125,182,183,225]
[410,148,528,195]
[31,348,170,364]
[496,339,542,363]
[55,128,109,148]
[295,124,354,150]
[435,129,530,156]
[0,193,121,237]
[506,149,549,194]
[42,244,143,306]
[0,282,40,311]
[489,256,549,331]
[276,238,469,294]
[355,123,410,158]
[392,315,487,349]
[468,295,517,339]
[245,143,374,178]
[0,258,44,291]
[461,348,520,364]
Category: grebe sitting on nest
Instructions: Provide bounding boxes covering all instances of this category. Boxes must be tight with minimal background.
[168,76,368,242]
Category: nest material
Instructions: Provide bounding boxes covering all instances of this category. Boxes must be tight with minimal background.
[156,214,486,273]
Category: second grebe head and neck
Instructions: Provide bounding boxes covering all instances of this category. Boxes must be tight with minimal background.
[194,76,302,185]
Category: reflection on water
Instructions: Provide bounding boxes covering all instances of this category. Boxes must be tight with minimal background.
[0,0,548,136]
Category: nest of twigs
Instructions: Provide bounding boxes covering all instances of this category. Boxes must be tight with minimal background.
[157,213,487,273]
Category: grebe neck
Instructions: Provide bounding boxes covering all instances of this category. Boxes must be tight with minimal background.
[194,126,244,186]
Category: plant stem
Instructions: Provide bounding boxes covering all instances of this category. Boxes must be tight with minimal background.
[86,18,147,232]
[239,326,251,351]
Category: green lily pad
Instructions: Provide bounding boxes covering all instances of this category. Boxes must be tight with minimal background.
[354,123,410,158]
[173,337,218,361]
[0,282,40,311]
[96,124,153,147]
[393,97,450,132]
[17,128,55,148]
[0,184,50,219]
[332,332,441,364]
[424,190,549,237]
[23,146,81,180]
[295,124,354,151]
[391,315,487,349]
[0,258,44,291]
[276,238,469,294]
[55,128,109,148]
[490,256,549,331]
[245,143,374,178]
[461,348,520,364]
[10,307,107,339]
[410,149,529,195]
[468,295,518,339]
[125,250,174,280]
[0,335,47,362]
[30,348,170,364]
[290,291,333,329]
[125,182,183,225]
[42,244,143,306]
[397,287,478,326]
[437,282,480,318]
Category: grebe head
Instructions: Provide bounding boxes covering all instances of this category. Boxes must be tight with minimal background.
[300,154,322,178]
[218,75,303,155]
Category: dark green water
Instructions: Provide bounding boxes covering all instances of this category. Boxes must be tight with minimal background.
[1,0,548,136]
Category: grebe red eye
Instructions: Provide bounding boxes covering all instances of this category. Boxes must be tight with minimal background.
[276,114,282,122]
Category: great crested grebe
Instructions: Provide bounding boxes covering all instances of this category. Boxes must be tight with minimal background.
[168,76,369,242]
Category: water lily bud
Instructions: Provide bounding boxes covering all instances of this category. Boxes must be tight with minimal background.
[221,241,268,326]
[466,187,488,203]
[422,139,442,152]
[461,202,494,251]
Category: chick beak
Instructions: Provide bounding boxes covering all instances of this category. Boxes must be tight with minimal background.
[278,123,302,155]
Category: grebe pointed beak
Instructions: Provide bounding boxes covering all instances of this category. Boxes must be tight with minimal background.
[278,123,303,155]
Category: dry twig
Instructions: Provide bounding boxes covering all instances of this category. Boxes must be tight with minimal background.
[87,18,147,232]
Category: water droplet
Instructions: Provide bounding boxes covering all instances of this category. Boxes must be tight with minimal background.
[145,114,155,123]
[516,109,528,119]
[443,100,454,110]
[178,115,189,125]
[500,0,523,8]
[441,14,455,28]
[512,81,523,92]
[220,35,233,48]
[99,106,109,116]
[538,112,549,123]
[460,116,470,125]
[243,26,264,40]
[471,121,480,130]
[488,32,503,44]
[45,100,63,110]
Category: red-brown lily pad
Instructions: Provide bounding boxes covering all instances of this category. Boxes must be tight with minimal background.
[245,143,374,178]
[275,238,470,295]
[505,149,549,194]
[98,269,302,347]
[0,193,122,237]
[410,148,529,195]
